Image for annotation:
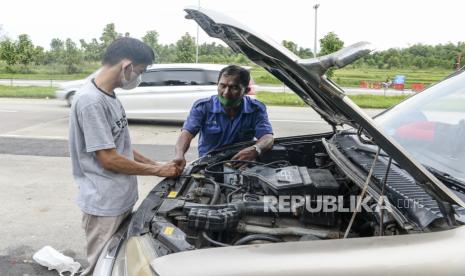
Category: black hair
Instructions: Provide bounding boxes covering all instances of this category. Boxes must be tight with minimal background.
[218,65,250,88]
[102,37,155,66]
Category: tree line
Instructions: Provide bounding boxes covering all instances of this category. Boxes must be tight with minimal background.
[0,23,248,74]
[0,23,463,74]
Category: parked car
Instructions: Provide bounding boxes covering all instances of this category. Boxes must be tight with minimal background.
[93,7,465,276]
[55,64,255,121]
[55,69,100,106]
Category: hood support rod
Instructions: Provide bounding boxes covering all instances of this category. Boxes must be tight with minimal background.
[344,147,381,238]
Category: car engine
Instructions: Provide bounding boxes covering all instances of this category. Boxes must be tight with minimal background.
[144,135,439,254]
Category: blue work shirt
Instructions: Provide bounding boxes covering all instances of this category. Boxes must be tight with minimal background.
[183,95,273,157]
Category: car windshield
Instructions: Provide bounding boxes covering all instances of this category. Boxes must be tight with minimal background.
[375,71,465,182]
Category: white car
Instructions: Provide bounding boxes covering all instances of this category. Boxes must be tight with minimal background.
[55,69,100,106]
[55,64,255,121]
[93,7,465,276]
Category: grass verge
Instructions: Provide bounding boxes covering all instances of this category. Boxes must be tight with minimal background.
[256,92,409,109]
[250,66,453,88]
[0,85,56,98]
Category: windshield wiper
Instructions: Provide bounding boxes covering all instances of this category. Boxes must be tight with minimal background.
[425,165,465,191]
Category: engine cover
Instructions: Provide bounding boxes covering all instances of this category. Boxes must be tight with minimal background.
[242,166,341,227]
[242,166,340,196]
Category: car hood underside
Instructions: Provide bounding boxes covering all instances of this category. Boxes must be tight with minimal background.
[184,7,465,208]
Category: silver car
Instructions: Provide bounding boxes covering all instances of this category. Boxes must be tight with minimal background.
[55,63,255,121]
[93,7,465,276]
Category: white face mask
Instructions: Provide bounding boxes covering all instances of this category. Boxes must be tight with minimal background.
[120,64,142,90]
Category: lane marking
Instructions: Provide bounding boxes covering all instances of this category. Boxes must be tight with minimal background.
[0,109,18,113]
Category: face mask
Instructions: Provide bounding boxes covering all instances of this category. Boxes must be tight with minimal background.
[218,95,242,108]
[120,64,141,90]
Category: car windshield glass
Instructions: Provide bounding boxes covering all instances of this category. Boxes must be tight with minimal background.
[375,71,465,182]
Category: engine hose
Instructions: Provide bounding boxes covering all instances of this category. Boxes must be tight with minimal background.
[202,231,230,247]
[204,178,221,205]
[219,182,239,190]
[234,234,282,245]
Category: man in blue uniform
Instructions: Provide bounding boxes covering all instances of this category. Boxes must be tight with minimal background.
[173,65,274,170]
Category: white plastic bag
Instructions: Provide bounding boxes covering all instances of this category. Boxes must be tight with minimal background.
[32,246,81,276]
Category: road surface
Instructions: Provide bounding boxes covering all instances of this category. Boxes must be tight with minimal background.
[0,98,382,274]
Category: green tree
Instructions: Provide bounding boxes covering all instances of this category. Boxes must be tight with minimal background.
[63,38,82,73]
[297,47,313,59]
[49,38,64,63]
[80,38,102,62]
[198,42,240,63]
[319,32,344,77]
[157,44,177,63]
[33,46,46,65]
[282,40,313,58]
[16,34,35,70]
[142,30,161,61]
[387,56,401,69]
[100,23,121,48]
[175,33,195,63]
[234,54,250,65]
[0,39,17,69]
[319,32,344,56]
[282,40,298,54]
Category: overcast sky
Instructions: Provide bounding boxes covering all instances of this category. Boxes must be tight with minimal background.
[1,0,463,52]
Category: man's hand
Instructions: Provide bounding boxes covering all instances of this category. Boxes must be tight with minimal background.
[231,135,273,167]
[231,146,258,168]
[155,161,182,177]
[172,157,187,173]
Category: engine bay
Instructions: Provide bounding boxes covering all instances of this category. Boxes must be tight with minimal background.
[145,134,452,254]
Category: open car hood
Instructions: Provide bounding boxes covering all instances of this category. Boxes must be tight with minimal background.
[184,7,465,209]
[185,7,371,127]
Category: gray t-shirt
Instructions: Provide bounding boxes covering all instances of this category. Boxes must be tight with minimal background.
[69,79,138,216]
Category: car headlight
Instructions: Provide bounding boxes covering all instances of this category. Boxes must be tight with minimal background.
[111,235,159,276]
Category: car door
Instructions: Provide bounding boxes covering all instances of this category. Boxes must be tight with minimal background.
[116,69,219,121]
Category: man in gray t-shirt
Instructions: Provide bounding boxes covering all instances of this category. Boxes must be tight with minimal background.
[69,37,180,276]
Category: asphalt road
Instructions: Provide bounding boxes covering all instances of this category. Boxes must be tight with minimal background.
[0,98,382,275]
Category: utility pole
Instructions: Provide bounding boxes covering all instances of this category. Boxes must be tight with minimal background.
[313,4,320,58]
[195,0,200,63]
